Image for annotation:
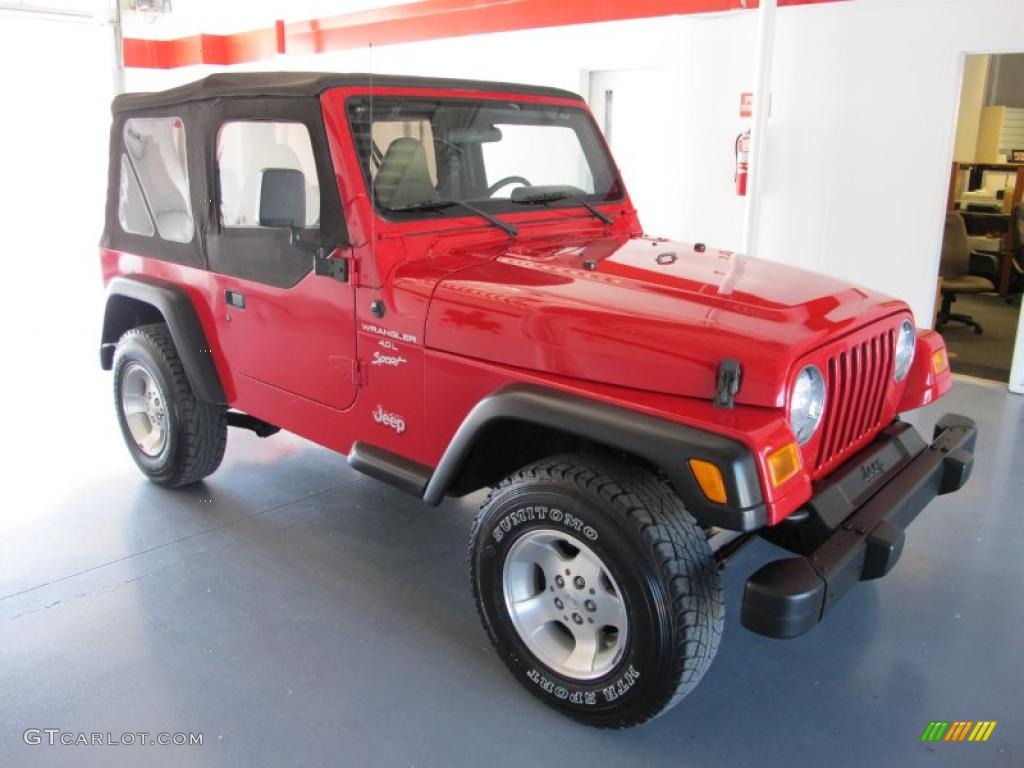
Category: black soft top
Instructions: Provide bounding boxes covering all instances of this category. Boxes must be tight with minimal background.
[112,71,583,113]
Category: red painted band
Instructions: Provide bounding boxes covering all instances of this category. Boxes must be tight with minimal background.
[123,0,843,69]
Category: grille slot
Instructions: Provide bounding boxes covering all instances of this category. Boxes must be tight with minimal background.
[815,328,894,472]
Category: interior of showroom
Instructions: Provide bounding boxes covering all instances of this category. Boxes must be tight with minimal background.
[1,0,1021,766]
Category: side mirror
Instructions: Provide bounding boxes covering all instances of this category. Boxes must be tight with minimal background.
[256,167,347,283]
[258,168,305,228]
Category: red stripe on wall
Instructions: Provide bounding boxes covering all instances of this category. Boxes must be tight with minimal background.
[123,0,843,69]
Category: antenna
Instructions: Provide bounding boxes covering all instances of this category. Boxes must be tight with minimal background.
[368,42,381,315]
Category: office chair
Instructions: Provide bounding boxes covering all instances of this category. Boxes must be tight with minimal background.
[937,212,997,334]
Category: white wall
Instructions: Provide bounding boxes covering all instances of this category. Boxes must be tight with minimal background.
[589,66,689,240]
[0,11,113,351]
[123,0,1024,381]
[752,0,1023,328]
[0,10,117,451]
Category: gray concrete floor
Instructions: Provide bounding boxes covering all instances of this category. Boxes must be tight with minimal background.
[2,375,1022,768]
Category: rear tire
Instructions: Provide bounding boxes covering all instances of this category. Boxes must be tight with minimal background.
[113,323,226,487]
[469,453,723,728]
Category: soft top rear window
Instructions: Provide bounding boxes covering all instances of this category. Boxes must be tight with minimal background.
[119,117,194,243]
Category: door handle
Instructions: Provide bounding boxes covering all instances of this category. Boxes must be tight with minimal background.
[225,290,245,309]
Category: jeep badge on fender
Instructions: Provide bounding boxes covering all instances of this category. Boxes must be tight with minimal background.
[98,72,976,728]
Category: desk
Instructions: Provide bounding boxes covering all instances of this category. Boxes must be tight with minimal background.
[959,210,1009,235]
[948,161,1024,297]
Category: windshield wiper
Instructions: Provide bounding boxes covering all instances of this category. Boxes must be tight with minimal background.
[391,199,518,236]
[511,191,613,225]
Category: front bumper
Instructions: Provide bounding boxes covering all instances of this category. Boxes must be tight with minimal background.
[741,413,977,639]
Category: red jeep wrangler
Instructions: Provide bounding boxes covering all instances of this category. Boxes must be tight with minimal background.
[100,72,975,727]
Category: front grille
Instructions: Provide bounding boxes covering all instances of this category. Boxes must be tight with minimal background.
[815,328,895,472]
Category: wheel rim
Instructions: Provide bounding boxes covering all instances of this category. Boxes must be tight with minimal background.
[121,362,168,457]
[502,529,628,681]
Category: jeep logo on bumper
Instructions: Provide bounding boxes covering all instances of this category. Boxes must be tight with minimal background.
[860,458,885,483]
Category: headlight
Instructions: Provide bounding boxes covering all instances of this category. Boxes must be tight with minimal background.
[790,365,826,445]
[894,319,915,382]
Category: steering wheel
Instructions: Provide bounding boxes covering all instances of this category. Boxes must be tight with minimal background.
[486,176,532,197]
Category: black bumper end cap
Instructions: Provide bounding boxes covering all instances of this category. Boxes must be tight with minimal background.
[741,558,824,639]
[939,447,973,495]
[862,520,905,580]
[934,412,976,439]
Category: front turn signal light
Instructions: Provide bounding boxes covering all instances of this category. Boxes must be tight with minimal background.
[932,348,949,374]
[689,459,728,504]
[767,443,801,487]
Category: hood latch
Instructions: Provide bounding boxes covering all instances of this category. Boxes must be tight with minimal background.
[714,358,742,410]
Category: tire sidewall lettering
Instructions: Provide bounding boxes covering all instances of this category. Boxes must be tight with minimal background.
[525,664,641,706]
[492,505,600,544]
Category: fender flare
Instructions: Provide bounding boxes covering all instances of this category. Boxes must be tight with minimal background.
[423,384,767,531]
[100,276,226,404]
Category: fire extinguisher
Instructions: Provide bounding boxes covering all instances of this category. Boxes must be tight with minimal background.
[735,129,750,196]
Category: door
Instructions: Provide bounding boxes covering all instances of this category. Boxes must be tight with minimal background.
[206,101,357,410]
[589,68,682,239]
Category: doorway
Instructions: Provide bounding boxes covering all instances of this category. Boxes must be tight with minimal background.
[587,67,683,239]
[940,53,1024,386]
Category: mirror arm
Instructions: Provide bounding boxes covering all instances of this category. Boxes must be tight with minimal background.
[289,226,318,255]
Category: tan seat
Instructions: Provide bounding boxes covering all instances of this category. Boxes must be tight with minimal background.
[940,274,995,293]
[373,137,434,209]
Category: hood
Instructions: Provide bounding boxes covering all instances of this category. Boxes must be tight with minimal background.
[425,234,908,407]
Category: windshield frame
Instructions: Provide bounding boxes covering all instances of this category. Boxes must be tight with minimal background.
[343,94,624,224]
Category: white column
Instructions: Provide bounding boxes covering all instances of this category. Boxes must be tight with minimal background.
[741,0,777,257]
[110,0,125,95]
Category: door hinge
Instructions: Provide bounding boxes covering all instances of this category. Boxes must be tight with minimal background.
[351,359,367,387]
[314,247,354,283]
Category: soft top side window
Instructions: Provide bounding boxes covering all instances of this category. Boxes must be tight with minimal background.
[119,117,194,243]
[216,121,320,229]
[118,154,154,237]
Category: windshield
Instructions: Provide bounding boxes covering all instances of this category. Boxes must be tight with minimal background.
[346,96,622,219]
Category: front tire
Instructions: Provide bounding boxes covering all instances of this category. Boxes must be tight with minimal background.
[113,323,226,487]
[469,454,723,728]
